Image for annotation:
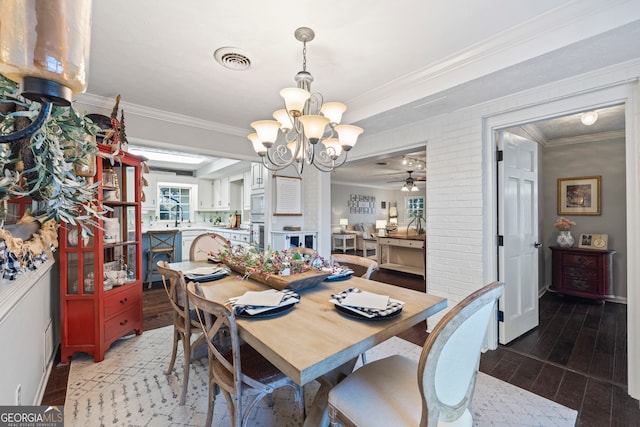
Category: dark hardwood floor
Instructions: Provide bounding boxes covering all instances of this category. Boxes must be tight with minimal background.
[42,251,640,426]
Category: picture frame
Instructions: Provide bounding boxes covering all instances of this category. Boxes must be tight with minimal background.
[557,176,601,215]
[578,233,608,250]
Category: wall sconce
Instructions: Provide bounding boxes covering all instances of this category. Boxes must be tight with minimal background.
[0,0,93,143]
[339,218,348,233]
[376,220,387,237]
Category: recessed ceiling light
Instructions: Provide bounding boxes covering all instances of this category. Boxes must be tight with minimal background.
[580,111,598,126]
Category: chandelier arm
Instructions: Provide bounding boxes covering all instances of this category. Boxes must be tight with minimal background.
[262,144,297,171]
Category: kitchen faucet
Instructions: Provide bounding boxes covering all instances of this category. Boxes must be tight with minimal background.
[174,203,182,227]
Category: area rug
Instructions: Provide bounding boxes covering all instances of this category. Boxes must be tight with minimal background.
[65,326,577,426]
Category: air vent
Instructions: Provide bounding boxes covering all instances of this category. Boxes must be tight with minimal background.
[214,47,251,71]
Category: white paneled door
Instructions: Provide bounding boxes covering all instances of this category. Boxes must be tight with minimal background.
[498,131,540,344]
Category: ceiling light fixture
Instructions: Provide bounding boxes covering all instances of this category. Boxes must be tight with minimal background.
[0,0,93,143]
[400,171,421,192]
[248,27,363,173]
[128,146,205,165]
[580,111,598,126]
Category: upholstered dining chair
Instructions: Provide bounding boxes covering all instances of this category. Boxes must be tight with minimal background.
[157,261,205,405]
[327,281,504,427]
[189,232,230,261]
[186,281,305,427]
[330,253,378,280]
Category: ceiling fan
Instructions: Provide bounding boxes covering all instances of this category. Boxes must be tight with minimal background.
[388,170,426,192]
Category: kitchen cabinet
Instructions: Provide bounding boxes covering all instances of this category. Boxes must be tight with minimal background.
[59,144,144,362]
[271,231,317,251]
[197,179,214,211]
[251,162,265,191]
[141,173,157,211]
[243,170,252,210]
[213,177,230,210]
[550,246,615,302]
[181,229,204,261]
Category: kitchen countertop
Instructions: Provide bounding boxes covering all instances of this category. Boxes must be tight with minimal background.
[141,225,250,234]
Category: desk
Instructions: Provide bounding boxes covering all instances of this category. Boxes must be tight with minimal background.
[171,260,446,426]
[332,233,356,253]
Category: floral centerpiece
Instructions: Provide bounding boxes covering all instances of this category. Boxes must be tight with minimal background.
[554,217,576,247]
[554,217,576,231]
[214,244,333,290]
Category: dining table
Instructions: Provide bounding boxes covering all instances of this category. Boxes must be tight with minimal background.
[170,260,447,427]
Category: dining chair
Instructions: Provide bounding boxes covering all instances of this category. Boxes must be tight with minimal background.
[330,254,379,364]
[146,229,179,288]
[186,281,305,427]
[189,232,230,261]
[330,253,378,279]
[327,281,504,427]
[156,260,206,405]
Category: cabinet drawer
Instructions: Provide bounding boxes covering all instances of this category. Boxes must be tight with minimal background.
[104,286,140,319]
[377,238,398,245]
[397,239,424,249]
[564,278,599,294]
[564,266,599,281]
[562,254,598,268]
[104,306,140,343]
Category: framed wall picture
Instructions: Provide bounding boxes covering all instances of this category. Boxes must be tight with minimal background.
[557,176,601,215]
[578,233,608,249]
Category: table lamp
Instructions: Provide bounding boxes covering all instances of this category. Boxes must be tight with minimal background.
[376,220,387,237]
[339,218,348,233]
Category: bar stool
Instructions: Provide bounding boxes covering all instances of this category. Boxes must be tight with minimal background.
[146,230,179,288]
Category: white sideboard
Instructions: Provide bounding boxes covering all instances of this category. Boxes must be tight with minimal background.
[271,231,318,251]
[0,260,56,405]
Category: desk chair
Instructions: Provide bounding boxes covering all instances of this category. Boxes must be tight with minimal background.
[328,282,504,427]
[186,281,304,427]
[330,254,378,280]
[189,232,230,261]
[146,229,179,288]
[156,261,205,405]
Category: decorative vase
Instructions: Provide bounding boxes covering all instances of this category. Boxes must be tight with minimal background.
[556,230,574,248]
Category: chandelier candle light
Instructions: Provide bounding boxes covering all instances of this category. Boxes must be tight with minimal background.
[249,27,363,173]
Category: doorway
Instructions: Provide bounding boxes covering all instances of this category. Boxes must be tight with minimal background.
[484,83,638,399]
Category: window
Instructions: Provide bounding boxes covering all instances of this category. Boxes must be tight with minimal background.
[158,185,192,222]
[405,196,424,221]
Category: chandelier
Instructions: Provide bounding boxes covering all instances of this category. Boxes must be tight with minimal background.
[248,27,363,173]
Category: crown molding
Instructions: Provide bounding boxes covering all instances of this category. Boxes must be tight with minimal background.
[74,93,247,137]
[348,0,640,123]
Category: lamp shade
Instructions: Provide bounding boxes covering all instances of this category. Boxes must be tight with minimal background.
[320,102,346,124]
[280,87,311,116]
[334,124,363,150]
[251,120,280,146]
[273,109,292,131]
[376,220,387,229]
[299,115,330,143]
[339,218,348,226]
[247,133,267,155]
[322,138,343,158]
[0,0,93,105]
[287,140,304,161]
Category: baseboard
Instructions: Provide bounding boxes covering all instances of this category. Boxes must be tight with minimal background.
[542,285,627,304]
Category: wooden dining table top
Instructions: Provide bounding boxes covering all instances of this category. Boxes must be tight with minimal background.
[172,260,447,386]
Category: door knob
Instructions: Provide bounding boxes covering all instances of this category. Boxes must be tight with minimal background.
[534,242,543,248]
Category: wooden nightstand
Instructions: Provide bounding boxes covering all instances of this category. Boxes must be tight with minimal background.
[550,246,615,303]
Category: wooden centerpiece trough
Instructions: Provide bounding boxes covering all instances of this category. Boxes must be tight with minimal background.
[223,261,330,291]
